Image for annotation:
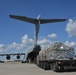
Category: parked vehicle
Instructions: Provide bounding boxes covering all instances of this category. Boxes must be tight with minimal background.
[36,42,76,72]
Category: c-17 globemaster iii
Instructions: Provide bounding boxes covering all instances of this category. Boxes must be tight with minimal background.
[0,14,66,62]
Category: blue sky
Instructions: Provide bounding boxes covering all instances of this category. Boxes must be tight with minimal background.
[0,0,76,60]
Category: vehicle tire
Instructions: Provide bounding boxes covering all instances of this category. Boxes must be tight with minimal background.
[41,62,44,69]
[59,66,64,72]
[46,63,50,70]
[54,65,64,72]
[39,62,41,67]
[51,63,60,71]
[43,62,49,70]
[43,62,47,70]
[50,64,52,70]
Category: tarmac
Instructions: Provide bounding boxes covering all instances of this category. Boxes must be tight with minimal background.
[0,62,76,75]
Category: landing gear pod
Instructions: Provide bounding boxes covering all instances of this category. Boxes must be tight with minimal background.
[16,55,20,59]
[6,55,11,60]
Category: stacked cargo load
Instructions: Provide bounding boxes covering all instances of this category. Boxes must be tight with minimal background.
[37,42,76,71]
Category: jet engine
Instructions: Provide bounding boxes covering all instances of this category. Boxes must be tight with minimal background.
[16,55,20,59]
[6,55,11,60]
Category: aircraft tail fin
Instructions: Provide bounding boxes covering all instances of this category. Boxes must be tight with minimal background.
[9,15,66,47]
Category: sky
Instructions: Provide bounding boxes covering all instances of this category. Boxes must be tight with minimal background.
[0,0,76,60]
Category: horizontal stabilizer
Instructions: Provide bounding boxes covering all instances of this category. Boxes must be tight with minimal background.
[10,15,37,24]
[10,15,66,24]
[40,19,66,24]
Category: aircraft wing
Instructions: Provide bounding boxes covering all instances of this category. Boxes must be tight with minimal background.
[0,53,25,56]
[9,15,37,24]
[40,19,67,24]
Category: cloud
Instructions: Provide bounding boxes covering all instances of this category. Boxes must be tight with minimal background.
[37,38,52,49]
[0,44,8,52]
[0,33,57,53]
[48,33,57,38]
[38,38,51,45]
[7,34,34,50]
[7,42,21,50]
[65,19,76,37]
[65,41,76,47]
[21,34,33,45]
[1,33,76,54]
[0,44,5,52]
[0,34,34,53]
[7,35,52,52]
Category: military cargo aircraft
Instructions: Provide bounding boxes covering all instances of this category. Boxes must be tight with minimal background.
[0,14,66,62]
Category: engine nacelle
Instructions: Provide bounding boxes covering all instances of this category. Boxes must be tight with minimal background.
[16,55,20,59]
[6,55,11,60]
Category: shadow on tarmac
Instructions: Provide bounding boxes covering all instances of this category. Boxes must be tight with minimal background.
[56,69,76,73]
